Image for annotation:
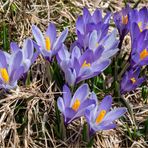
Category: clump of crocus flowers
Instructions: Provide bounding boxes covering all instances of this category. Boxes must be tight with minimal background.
[57,84,126,135]
[114,6,148,94]
[0,5,147,139]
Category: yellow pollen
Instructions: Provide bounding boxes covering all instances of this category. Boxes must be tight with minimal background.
[45,37,51,51]
[122,15,128,25]
[0,68,9,83]
[96,110,106,124]
[138,22,142,27]
[82,60,91,68]
[138,22,143,32]
[140,49,148,60]
[72,99,80,111]
[96,43,99,48]
[130,77,136,84]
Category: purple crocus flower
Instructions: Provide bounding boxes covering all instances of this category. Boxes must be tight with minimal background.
[0,50,24,89]
[85,93,126,135]
[131,29,148,66]
[57,45,112,86]
[10,38,38,73]
[129,7,148,42]
[76,7,111,49]
[120,67,145,94]
[113,5,131,40]
[88,29,119,56]
[57,83,96,124]
[32,23,68,60]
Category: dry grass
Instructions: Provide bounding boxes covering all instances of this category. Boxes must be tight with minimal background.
[0,0,148,147]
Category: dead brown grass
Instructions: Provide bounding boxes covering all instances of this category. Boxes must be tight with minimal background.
[0,0,148,148]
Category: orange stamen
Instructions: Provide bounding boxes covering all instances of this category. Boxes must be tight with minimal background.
[96,110,106,124]
[140,49,148,60]
[130,77,136,84]
[45,37,51,51]
[0,68,9,83]
[82,60,91,68]
[122,15,128,25]
[72,99,80,111]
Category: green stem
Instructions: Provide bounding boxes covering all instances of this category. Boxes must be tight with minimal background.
[120,95,136,126]
[113,36,124,97]
[118,62,130,80]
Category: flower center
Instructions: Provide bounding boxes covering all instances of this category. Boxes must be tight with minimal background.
[82,60,91,68]
[0,68,9,83]
[130,77,136,84]
[140,49,148,60]
[72,99,80,111]
[138,22,143,32]
[96,110,106,124]
[45,37,51,51]
[122,15,128,25]
[96,43,99,48]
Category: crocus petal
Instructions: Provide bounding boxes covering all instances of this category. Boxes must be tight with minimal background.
[78,99,96,112]
[71,83,89,106]
[10,42,21,53]
[76,59,110,84]
[23,59,31,72]
[101,48,119,59]
[85,109,91,123]
[92,59,111,73]
[46,23,57,44]
[11,66,24,82]
[57,97,65,113]
[31,50,39,64]
[101,107,127,125]
[4,81,17,90]
[83,7,91,25]
[32,25,45,48]
[103,30,118,51]
[89,30,98,50]
[71,46,81,60]
[9,51,23,74]
[78,67,92,79]
[0,51,7,68]
[79,50,94,65]
[136,77,145,86]
[65,107,76,123]
[57,44,70,63]
[69,102,95,124]
[93,45,104,60]
[22,38,33,59]
[76,16,84,34]
[65,68,76,86]
[97,95,113,114]
[103,12,111,24]
[130,22,140,43]
[63,85,71,107]
[73,58,81,75]
[60,60,71,72]
[92,9,102,24]
[93,123,117,131]
[53,28,68,50]
[89,92,98,105]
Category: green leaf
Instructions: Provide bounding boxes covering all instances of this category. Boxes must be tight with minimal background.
[142,86,148,103]
[82,123,88,142]
[10,3,18,14]
[144,117,148,140]
[2,23,9,52]
[25,71,31,86]
[87,136,94,148]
